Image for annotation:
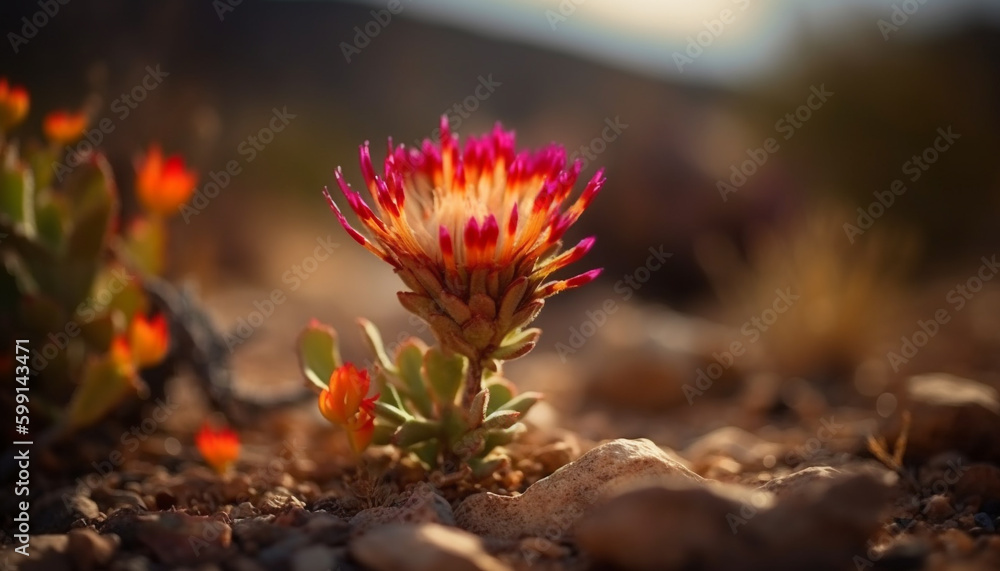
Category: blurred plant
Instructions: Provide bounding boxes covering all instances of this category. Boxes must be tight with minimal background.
[0,77,195,437]
[696,204,915,381]
[0,78,29,130]
[195,422,241,474]
[135,143,197,217]
[298,117,601,475]
[42,109,87,145]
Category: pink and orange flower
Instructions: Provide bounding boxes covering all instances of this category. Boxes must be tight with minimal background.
[0,78,29,130]
[195,423,241,473]
[325,117,604,370]
[318,363,378,454]
[136,144,198,216]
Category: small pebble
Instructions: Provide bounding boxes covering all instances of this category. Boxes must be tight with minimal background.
[923,495,956,522]
[974,512,995,532]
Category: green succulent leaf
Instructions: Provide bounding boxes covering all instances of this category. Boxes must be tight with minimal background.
[482,424,525,454]
[358,318,395,373]
[482,409,520,431]
[490,327,541,361]
[374,400,410,426]
[423,346,465,408]
[297,320,341,391]
[469,456,508,479]
[451,428,486,459]
[0,154,36,238]
[59,156,118,309]
[120,216,166,276]
[498,391,543,416]
[66,355,138,430]
[468,388,489,428]
[484,378,516,414]
[396,340,433,418]
[371,422,395,446]
[393,418,440,448]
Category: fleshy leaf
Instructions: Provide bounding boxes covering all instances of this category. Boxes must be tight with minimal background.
[498,391,543,416]
[297,320,341,391]
[393,418,440,448]
[374,400,410,426]
[396,340,433,418]
[358,318,395,373]
[65,354,138,430]
[484,378,517,414]
[423,346,465,407]
[0,153,36,238]
[482,409,520,431]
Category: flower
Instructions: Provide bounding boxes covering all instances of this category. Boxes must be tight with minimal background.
[0,78,29,130]
[325,116,604,368]
[129,313,169,368]
[318,363,378,453]
[43,110,88,145]
[136,144,197,216]
[195,423,241,473]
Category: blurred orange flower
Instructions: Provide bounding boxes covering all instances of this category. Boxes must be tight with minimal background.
[109,336,136,378]
[43,110,88,145]
[0,78,29,130]
[136,144,197,216]
[195,423,241,473]
[129,313,169,368]
[318,363,378,453]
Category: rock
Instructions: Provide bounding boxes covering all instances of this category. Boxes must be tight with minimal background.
[66,528,119,571]
[455,438,703,540]
[351,482,454,534]
[3,534,72,571]
[883,374,1000,462]
[924,495,956,522]
[291,545,339,571]
[954,464,1000,502]
[91,489,148,512]
[134,512,232,565]
[31,488,100,533]
[577,473,890,571]
[684,427,784,470]
[230,501,259,519]
[760,466,842,498]
[349,523,511,571]
[256,488,306,514]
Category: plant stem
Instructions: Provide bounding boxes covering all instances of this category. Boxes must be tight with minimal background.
[461,358,484,410]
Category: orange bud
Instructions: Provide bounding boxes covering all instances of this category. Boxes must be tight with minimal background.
[129,313,169,368]
[0,78,29,130]
[195,423,241,474]
[109,336,137,379]
[43,110,88,145]
[136,144,197,216]
[318,363,378,453]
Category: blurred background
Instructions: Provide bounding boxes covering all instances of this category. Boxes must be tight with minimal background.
[5,0,1000,441]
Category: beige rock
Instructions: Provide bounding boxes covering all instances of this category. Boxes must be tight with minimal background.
[351,482,454,534]
[3,534,72,571]
[291,545,339,571]
[684,426,784,469]
[760,466,842,498]
[454,438,703,539]
[66,528,118,571]
[350,523,511,571]
[883,374,1000,462]
[577,473,890,571]
[924,494,956,523]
